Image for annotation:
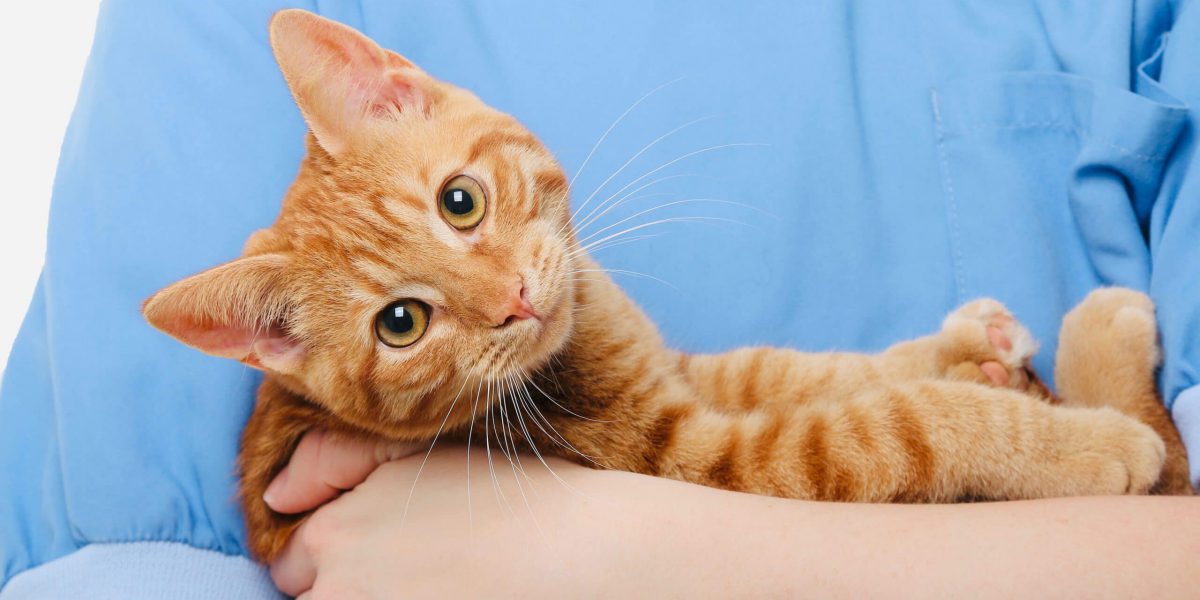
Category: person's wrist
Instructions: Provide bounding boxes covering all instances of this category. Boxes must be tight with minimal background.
[566,469,734,596]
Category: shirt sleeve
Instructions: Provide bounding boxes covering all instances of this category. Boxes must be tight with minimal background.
[1143,1,1200,487]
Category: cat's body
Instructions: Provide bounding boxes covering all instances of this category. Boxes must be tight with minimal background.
[142,10,1191,562]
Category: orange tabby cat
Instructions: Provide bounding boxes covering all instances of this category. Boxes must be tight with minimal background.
[142,9,1192,561]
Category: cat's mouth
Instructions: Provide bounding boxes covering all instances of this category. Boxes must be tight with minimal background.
[504,289,571,371]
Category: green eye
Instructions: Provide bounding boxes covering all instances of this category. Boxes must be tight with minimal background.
[375,300,429,348]
[439,175,487,230]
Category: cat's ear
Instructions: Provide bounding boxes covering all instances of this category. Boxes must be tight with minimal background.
[269,9,430,156]
[142,254,304,375]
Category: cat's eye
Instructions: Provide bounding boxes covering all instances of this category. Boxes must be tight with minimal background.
[375,299,429,348]
[439,175,487,230]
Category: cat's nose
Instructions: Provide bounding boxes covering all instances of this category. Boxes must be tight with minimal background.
[491,279,539,327]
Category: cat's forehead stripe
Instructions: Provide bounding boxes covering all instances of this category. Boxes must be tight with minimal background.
[466,129,541,164]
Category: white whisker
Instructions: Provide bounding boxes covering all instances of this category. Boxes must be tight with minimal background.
[568,76,684,191]
[399,376,471,526]
[574,216,741,261]
[522,369,612,427]
[465,377,483,530]
[571,233,662,257]
[577,142,766,236]
[567,115,720,234]
[573,172,699,236]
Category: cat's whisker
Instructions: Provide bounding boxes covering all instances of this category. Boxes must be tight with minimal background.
[572,216,741,262]
[569,301,604,313]
[465,377,484,530]
[573,201,748,253]
[574,190,676,238]
[573,171,698,236]
[520,366,612,426]
[565,115,720,238]
[512,382,590,457]
[499,372,536,490]
[576,199,753,249]
[572,268,679,290]
[548,356,568,395]
[511,382,596,500]
[494,375,540,531]
[571,234,662,257]
[483,379,513,516]
[518,392,607,471]
[568,76,684,192]
[501,376,557,548]
[512,376,611,471]
[522,402,610,475]
[571,141,766,241]
[398,375,473,526]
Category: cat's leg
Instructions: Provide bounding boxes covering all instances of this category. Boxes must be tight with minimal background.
[239,380,322,561]
[678,299,1050,414]
[1055,288,1192,495]
[677,348,895,412]
[574,379,1165,502]
[879,298,1054,398]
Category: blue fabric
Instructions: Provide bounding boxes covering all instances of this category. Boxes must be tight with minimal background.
[0,542,281,600]
[1174,387,1200,483]
[3,0,1200,590]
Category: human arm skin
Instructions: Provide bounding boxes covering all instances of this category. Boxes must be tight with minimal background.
[265,434,1200,598]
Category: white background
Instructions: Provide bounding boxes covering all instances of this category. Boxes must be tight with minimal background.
[0,2,101,369]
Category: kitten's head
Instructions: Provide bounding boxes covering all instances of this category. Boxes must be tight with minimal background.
[143,10,577,436]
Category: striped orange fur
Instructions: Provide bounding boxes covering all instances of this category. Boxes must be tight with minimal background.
[141,10,1192,562]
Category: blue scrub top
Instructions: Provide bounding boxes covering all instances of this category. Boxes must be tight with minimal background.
[3,0,1199,591]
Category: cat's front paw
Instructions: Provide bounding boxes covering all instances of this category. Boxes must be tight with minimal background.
[939,299,1052,398]
[1058,408,1166,495]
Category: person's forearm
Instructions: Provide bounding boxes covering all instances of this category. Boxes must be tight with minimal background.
[594,470,1200,598]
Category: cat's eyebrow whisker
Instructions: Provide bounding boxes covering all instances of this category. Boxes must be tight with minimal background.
[399,375,473,526]
[565,115,720,238]
[568,76,684,192]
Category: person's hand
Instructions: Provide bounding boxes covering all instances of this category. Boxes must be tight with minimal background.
[261,430,423,515]
[263,433,630,598]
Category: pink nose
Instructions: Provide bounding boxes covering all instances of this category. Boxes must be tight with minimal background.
[493,280,538,327]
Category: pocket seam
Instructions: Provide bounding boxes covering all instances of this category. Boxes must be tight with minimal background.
[954,122,1171,163]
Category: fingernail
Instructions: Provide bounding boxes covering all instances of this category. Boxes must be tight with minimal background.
[263,467,288,507]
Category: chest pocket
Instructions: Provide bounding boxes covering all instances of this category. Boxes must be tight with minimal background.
[928,40,1186,381]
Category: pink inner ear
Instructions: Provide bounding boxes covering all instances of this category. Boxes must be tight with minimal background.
[271,10,433,155]
[355,70,426,119]
[172,321,303,373]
